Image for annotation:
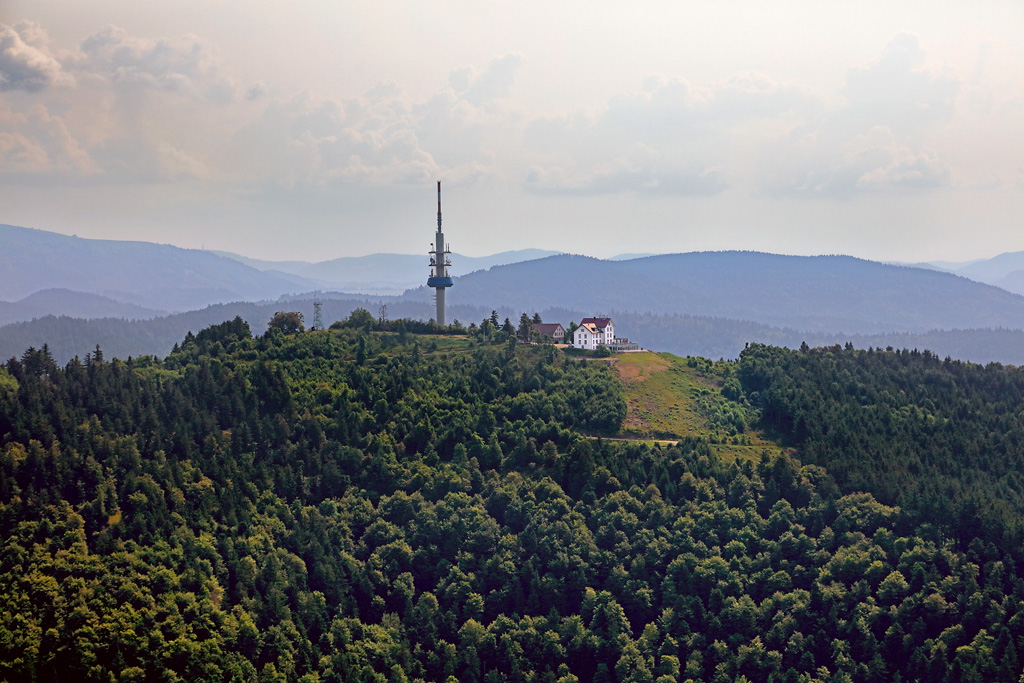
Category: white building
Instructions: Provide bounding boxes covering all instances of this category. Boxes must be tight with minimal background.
[573,317,615,350]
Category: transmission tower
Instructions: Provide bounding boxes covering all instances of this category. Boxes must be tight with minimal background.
[426,181,453,325]
[312,298,323,331]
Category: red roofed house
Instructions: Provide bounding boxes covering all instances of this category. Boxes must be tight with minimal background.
[573,317,615,350]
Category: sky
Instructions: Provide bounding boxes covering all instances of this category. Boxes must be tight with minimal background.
[0,1,1021,263]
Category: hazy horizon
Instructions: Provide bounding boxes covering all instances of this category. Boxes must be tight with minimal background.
[5,221,1017,268]
[1,1,1021,263]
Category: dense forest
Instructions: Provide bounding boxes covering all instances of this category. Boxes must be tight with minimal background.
[738,343,1024,559]
[1,318,1023,681]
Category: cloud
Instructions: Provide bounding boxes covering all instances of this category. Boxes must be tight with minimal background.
[0,22,69,91]
[843,33,958,133]
[765,34,959,199]
[229,54,529,192]
[449,53,524,105]
[0,23,247,183]
[522,72,809,197]
[855,150,948,192]
[71,25,236,103]
[770,126,948,198]
[0,20,970,210]
[231,89,438,188]
[245,81,268,101]
[526,160,724,197]
[0,104,97,176]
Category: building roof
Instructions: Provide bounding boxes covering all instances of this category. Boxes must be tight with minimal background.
[580,317,613,330]
[531,323,564,336]
[576,322,600,334]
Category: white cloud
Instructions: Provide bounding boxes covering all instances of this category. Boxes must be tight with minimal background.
[843,33,958,133]
[770,126,949,198]
[764,34,959,199]
[521,71,810,197]
[0,104,97,176]
[227,54,529,192]
[449,53,524,105]
[0,21,70,91]
[0,21,991,218]
[71,25,236,104]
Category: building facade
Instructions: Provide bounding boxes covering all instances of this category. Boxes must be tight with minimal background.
[573,317,615,350]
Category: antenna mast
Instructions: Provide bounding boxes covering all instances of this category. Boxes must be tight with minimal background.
[426,181,453,325]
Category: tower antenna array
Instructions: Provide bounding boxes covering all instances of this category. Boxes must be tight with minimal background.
[426,181,453,325]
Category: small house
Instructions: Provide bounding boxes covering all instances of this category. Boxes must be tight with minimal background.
[531,323,565,342]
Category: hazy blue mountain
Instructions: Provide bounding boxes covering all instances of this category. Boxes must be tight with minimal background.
[0,224,315,310]
[900,261,955,273]
[914,251,1024,296]
[429,251,1024,334]
[608,252,655,260]
[7,230,1024,365]
[954,250,1024,282]
[212,248,563,294]
[0,289,164,327]
[992,269,1024,297]
[953,251,1024,296]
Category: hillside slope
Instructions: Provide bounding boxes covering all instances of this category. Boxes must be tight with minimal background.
[611,351,775,459]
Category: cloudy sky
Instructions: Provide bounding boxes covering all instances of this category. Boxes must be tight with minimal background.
[1,1,1021,263]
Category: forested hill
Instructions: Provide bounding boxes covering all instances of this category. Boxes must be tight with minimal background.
[444,252,1024,334]
[2,321,1023,681]
[738,343,1024,553]
[14,299,1024,369]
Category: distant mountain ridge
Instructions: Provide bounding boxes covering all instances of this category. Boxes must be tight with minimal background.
[917,250,1024,296]
[211,248,563,294]
[0,289,164,327]
[0,224,314,311]
[0,224,562,321]
[7,222,1024,364]
[433,251,1024,334]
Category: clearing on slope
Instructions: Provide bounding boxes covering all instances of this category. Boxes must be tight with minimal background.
[612,351,776,461]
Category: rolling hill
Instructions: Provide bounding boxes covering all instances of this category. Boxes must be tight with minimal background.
[0,224,315,311]
[0,289,164,327]
[212,248,562,294]
[438,251,1024,334]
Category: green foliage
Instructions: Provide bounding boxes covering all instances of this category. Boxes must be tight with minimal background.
[739,342,1024,557]
[336,307,376,330]
[0,326,1022,682]
[0,366,17,401]
[267,311,305,335]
